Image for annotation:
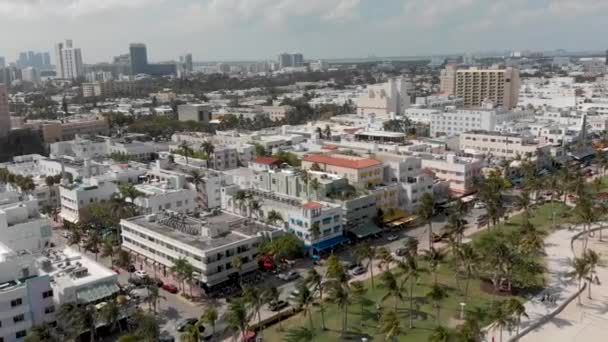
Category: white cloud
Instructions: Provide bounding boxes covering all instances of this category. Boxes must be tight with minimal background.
[0,0,164,17]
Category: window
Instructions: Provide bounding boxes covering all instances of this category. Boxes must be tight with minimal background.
[13,314,25,323]
[42,290,53,298]
[11,298,22,307]
[45,306,55,314]
[16,331,27,338]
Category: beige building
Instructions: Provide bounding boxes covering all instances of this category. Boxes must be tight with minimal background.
[24,118,109,143]
[439,64,457,95]
[260,105,294,121]
[301,153,384,186]
[460,131,552,160]
[356,77,410,117]
[455,67,520,109]
[82,81,135,98]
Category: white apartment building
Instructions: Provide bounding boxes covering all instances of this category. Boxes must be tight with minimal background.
[57,40,84,80]
[59,177,118,223]
[420,154,484,194]
[414,95,464,109]
[50,137,158,162]
[120,211,280,291]
[429,107,531,137]
[455,67,520,109]
[0,194,55,342]
[356,77,411,117]
[439,64,457,95]
[460,131,553,161]
[134,182,197,215]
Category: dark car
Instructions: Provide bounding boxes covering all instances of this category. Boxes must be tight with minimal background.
[127,264,136,273]
[159,332,175,342]
[128,277,145,287]
[268,300,289,312]
[176,318,198,332]
[394,247,408,257]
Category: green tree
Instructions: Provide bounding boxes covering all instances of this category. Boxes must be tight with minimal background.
[305,268,326,330]
[328,283,351,337]
[380,271,404,310]
[426,284,448,326]
[491,305,514,342]
[266,210,284,228]
[25,324,60,342]
[424,247,445,286]
[177,141,193,165]
[583,249,601,299]
[284,326,315,342]
[232,256,244,288]
[568,257,591,305]
[417,192,436,248]
[294,282,315,330]
[225,298,251,341]
[503,298,527,335]
[379,309,402,341]
[428,326,451,342]
[350,280,368,317]
[355,242,376,288]
[100,299,122,333]
[201,307,218,337]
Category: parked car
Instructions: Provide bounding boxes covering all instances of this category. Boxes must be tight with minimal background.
[287,289,301,301]
[134,270,148,278]
[176,318,198,332]
[277,271,300,281]
[127,265,136,273]
[111,266,120,274]
[431,232,448,243]
[268,300,289,311]
[394,247,408,257]
[128,277,145,287]
[473,202,486,209]
[161,283,178,294]
[159,332,175,342]
[386,234,399,242]
[154,278,164,288]
[348,266,366,276]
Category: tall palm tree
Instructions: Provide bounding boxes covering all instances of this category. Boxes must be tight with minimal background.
[380,271,404,310]
[417,192,435,248]
[309,178,321,200]
[264,286,284,331]
[355,242,377,288]
[456,244,479,301]
[514,190,532,219]
[404,238,419,258]
[305,269,326,330]
[426,284,448,326]
[377,247,394,271]
[428,326,451,342]
[503,298,528,335]
[379,309,402,341]
[244,286,266,335]
[568,257,591,305]
[118,183,143,204]
[583,249,600,299]
[201,307,218,337]
[574,195,599,251]
[266,210,284,228]
[329,283,351,337]
[491,305,514,342]
[85,229,102,261]
[201,140,215,158]
[231,256,244,288]
[424,247,445,285]
[225,298,251,341]
[398,255,424,329]
[325,255,347,284]
[350,281,367,317]
[132,310,160,341]
[188,169,204,208]
[145,283,164,314]
[295,282,315,331]
[178,141,193,165]
[101,236,115,265]
[170,257,190,293]
[234,190,250,216]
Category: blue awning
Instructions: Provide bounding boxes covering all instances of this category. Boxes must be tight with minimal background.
[310,235,349,252]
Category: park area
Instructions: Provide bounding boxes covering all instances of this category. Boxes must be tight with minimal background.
[263,201,576,341]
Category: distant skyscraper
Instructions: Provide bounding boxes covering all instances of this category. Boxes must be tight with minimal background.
[291,53,304,67]
[18,52,28,67]
[0,84,10,138]
[42,52,51,67]
[439,64,457,95]
[183,54,193,72]
[278,53,292,69]
[55,39,83,79]
[455,67,520,109]
[0,57,5,68]
[129,43,148,75]
[22,67,40,84]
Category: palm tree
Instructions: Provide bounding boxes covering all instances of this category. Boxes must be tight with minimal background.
[100,299,122,333]
[266,210,284,228]
[428,326,451,342]
[234,190,250,216]
[379,309,402,341]
[265,286,284,331]
[310,222,321,245]
[118,183,143,204]
[377,247,394,271]
[188,169,204,208]
[444,212,466,247]
[295,282,315,330]
[417,192,435,248]
[583,249,600,299]
[247,199,262,220]
[305,268,326,330]
[101,236,115,265]
[244,286,266,335]
[503,298,528,335]
[426,284,448,325]
[132,310,160,341]
[145,283,164,314]
[350,280,367,317]
[67,226,83,251]
[398,255,424,329]
[404,238,419,258]
[85,229,102,261]
[456,244,479,301]
[545,174,560,228]
[231,256,244,288]
[514,190,532,219]
[201,307,219,337]
[178,141,193,165]
[380,271,404,310]
[323,124,332,140]
[424,247,445,285]
[25,324,60,342]
[170,257,190,294]
[329,283,351,337]
[574,195,599,251]
[284,326,315,342]
[491,305,514,342]
[180,324,201,342]
[325,255,347,284]
[309,178,321,200]
[519,220,547,255]
[201,140,215,158]
[225,298,251,341]
[568,257,591,305]
[355,242,377,288]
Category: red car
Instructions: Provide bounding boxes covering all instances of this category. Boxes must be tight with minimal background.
[162,283,179,294]
[111,266,120,274]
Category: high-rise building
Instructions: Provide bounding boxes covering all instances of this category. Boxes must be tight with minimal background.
[454,67,520,109]
[129,43,148,75]
[0,84,10,138]
[42,52,51,67]
[55,39,84,79]
[291,53,304,67]
[278,53,292,69]
[22,67,40,84]
[0,57,5,68]
[439,64,457,95]
[181,53,193,72]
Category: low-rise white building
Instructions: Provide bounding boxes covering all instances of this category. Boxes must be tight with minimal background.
[120,211,280,292]
[460,131,553,161]
[59,177,118,223]
[420,153,484,194]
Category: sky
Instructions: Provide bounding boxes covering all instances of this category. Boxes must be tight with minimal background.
[0,0,607,64]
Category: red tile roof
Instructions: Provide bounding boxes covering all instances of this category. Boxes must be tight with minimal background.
[253,156,281,165]
[303,201,323,209]
[322,144,338,150]
[303,154,382,169]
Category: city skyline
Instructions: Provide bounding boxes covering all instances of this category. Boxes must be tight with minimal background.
[0,0,607,64]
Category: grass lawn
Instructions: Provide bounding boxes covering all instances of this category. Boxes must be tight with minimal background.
[263,202,569,341]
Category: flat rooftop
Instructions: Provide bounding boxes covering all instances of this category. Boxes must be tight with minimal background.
[38,247,117,288]
[125,211,274,251]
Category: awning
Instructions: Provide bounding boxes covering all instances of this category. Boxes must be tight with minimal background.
[311,235,349,252]
[387,215,417,228]
[349,224,382,238]
[460,194,477,203]
[77,283,119,303]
